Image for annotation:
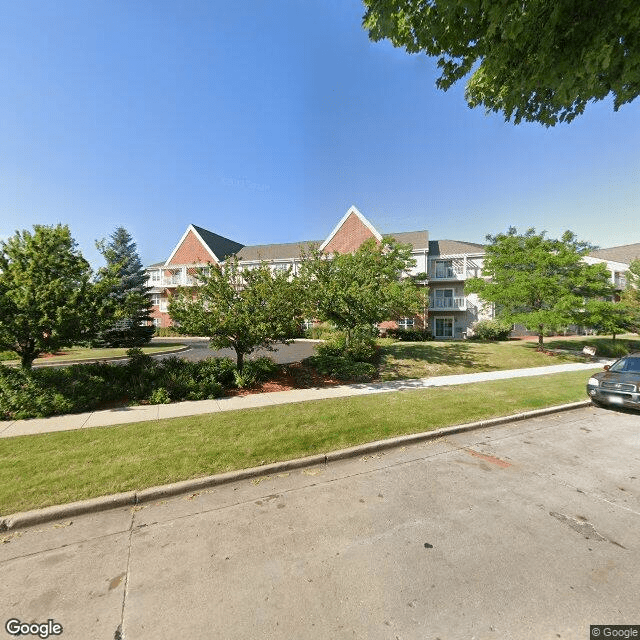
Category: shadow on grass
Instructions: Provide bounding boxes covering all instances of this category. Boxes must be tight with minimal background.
[380,342,489,378]
[530,337,640,358]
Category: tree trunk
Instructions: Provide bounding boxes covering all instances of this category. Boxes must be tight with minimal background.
[20,350,36,370]
[537,326,544,351]
[612,332,616,342]
[236,350,244,374]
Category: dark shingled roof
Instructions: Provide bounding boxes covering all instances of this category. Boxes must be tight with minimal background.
[589,243,640,265]
[192,224,245,261]
[385,230,429,250]
[237,240,319,261]
[429,240,486,256]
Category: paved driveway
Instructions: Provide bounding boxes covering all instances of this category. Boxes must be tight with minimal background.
[2,406,639,639]
[152,337,318,364]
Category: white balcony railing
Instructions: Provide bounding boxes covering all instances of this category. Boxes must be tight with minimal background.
[428,269,465,281]
[147,275,204,288]
[430,296,467,310]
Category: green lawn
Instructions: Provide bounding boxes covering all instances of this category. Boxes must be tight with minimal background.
[377,339,576,380]
[1,343,186,365]
[376,335,640,381]
[0,369,598,515]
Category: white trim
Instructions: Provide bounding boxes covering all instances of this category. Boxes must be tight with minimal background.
[319,205,383,252]
[165,225,220,266]
[433,316,454,338]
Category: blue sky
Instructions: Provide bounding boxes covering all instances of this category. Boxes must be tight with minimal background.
[1,0,638,269]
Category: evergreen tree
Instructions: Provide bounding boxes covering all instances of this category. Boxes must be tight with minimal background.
[95,227,154,347]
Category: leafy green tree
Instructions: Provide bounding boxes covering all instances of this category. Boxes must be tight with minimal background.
[95,227,154,347]
[362,0,640,125]
[0,224,93,369]
[169,258,303,372]
[299,238,422,346]
[466,228,613,349]
[579,299,633,341]
[620,259,640,332]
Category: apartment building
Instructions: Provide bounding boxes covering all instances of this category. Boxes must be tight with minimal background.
[145,206,493,338]
[584,243,640,298]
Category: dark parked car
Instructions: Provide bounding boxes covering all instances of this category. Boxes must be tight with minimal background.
[587,353,640,410]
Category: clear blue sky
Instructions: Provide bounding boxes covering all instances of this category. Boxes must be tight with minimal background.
[1,0,639,269]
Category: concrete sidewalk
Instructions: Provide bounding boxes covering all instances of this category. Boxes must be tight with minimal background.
[0,361,604,439]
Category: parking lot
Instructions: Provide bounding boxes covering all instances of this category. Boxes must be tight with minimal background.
[2,405,639,639]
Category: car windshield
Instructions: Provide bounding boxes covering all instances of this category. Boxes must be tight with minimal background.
[609,357,640,373]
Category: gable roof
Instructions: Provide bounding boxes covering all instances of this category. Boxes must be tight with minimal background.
[429,240,486,256]
[588,243,640,265]
[385,230,429,251]
[237,240,318,261]
[164,224,245,265]
[319,205,383,252]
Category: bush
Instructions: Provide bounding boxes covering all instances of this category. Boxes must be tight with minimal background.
[386,329,433,342]
[307,354,376,381]
[470,320,512,341]
[0,353,283,419]
[154,326,182,337]
[316,329,378,363]
[304,322,339,341]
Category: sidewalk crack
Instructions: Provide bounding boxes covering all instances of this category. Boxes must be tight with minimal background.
[116,510,136,639]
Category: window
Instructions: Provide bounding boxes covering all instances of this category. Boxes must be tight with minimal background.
[434,260,454,278]
[433,289,454,308]
[434,317,453,338]
[397,318,415,329]
[159,299,168,313]
[151,293,161,306]
[152,318,161,327]
[150,270,161,282]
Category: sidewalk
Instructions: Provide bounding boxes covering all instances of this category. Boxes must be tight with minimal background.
[0,361,604,439]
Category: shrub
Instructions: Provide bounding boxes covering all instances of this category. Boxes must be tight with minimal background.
[148,387,171,404]
[304,322,339,341]
[307,354,376,381]
[470,320,512,341]
[316,329,378,363]
[386,329,433,342]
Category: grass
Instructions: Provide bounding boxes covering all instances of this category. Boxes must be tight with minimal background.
[0,369,599,515]
[542,334,640,358]
[377,335,640,381]
[1,343,186,365]
[377,339,579,380]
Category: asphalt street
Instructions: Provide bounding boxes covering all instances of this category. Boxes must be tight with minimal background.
[2,406,639,640]
[152,337,318,364]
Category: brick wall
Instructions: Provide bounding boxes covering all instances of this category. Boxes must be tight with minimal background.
[168,230,215,265]
[323,212,379,254]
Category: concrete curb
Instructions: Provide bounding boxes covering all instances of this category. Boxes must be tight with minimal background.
[4,345,190,369]
[0,400,590,532]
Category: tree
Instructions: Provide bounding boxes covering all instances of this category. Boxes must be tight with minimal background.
[0,224,93,369]
[95,227,154,347]
[620,259,640,333]
[466,227,613,349]
[298,238,423,345]
[579,299,632,341]
[362,0,640,126]
[169,258,303,372]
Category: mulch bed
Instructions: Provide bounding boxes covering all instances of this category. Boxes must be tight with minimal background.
[225,362,345,397]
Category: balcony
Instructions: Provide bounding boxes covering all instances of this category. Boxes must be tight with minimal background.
[146,273,206,288]
[429,296,467,311]
[428,269,465,282]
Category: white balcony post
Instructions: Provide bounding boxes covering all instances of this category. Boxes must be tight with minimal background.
[463,255,467,279]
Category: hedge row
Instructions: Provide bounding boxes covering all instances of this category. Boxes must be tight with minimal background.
[0,350,279,420]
